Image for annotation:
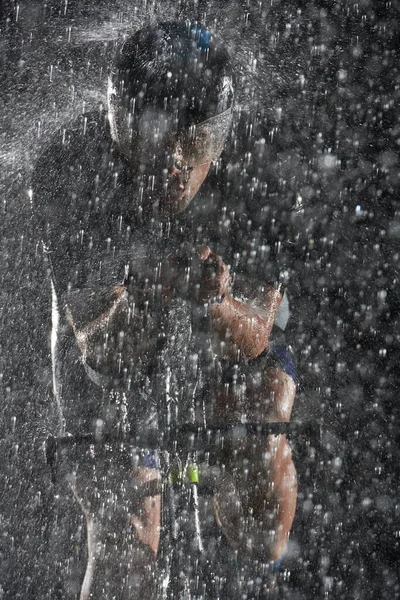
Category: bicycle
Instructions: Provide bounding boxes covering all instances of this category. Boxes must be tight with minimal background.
[45,419,318,600]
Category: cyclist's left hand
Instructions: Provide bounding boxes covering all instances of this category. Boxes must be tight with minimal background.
[160,245,231,303]
[197,245,231,302]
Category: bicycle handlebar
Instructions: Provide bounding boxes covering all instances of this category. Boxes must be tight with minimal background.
[47,421,319,454]
[45,421,321,485]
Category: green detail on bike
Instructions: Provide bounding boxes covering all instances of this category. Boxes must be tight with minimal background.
[168,463,199,485]
[168,464,184,485]
[187,464,199,484]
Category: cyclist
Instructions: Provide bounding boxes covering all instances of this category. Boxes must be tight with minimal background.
[33,22,297,598]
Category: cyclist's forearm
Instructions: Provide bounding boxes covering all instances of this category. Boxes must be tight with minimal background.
[65,284,129,360]
[64,262,161,335]
[210,284,282,361]
[64,276,164,377]
[65,284,127,333]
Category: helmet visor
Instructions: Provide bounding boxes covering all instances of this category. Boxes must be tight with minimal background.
[177,107,233,166]
[129,106,232,169]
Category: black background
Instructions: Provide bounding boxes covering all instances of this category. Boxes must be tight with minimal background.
[0,0,399,597]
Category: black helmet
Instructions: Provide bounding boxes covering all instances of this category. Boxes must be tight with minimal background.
[108,21,234,162]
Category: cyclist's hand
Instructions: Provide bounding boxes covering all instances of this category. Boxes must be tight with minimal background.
[161,246,231,303]
[197,245,231,302]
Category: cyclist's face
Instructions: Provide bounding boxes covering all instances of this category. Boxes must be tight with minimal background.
[131,109,214,216]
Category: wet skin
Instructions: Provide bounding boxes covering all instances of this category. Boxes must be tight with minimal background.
[130,130,213,215]
[162,161,212,214]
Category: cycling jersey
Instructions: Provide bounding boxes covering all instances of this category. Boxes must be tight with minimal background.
[32,110,291,439]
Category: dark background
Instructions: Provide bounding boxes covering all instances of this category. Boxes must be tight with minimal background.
[0,0,399,598]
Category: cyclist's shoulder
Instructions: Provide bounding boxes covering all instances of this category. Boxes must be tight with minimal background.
[31,111,134,234]
[32,110,126,193]
[35,110,106,156]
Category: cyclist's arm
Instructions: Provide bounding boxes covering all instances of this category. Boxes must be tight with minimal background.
[210,282,283,361]
[31,133,163,380]
[163,246,283,361]
[63,266,163,378]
